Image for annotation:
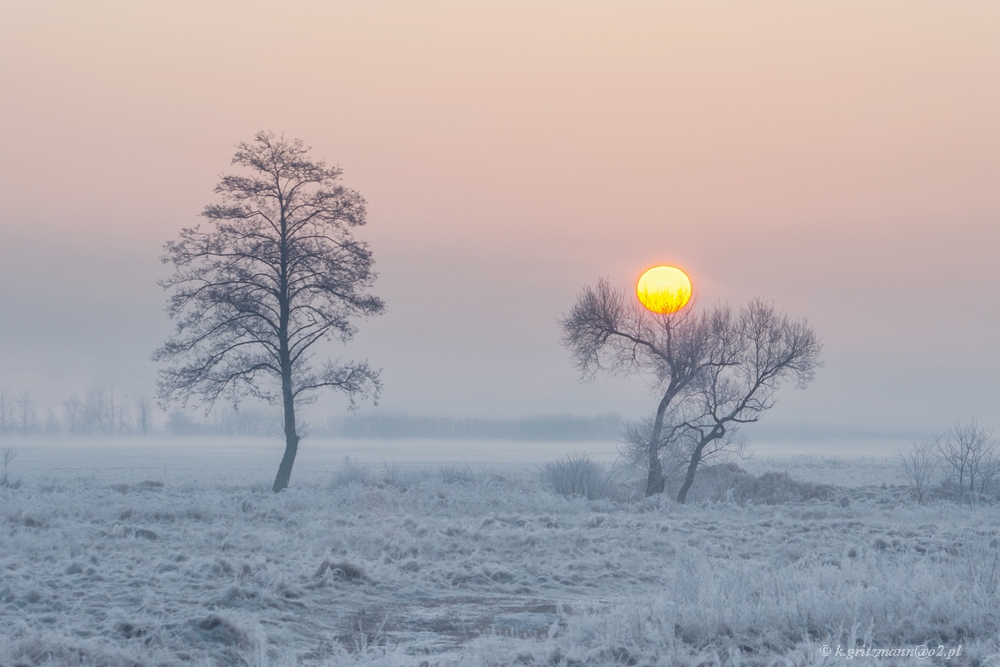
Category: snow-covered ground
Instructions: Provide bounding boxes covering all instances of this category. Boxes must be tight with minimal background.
[1,439,997,666]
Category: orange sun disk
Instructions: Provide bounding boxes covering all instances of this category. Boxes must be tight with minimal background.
[636,265,692,314]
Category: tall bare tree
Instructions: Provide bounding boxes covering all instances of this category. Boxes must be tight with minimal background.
[154,132,384,491]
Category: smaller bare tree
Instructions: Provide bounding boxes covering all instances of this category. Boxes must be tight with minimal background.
[84,385,114,436]
[898,439,938,503]
[936,419,996,499]
[0,388,12,435]
[133,393,153,436]
[976,452,1000,496]
[63,394,84,435]
[16,391,35,434]
[1,445,19,488]
[43,409,60,435]
[563,284,820,500]
[560,279,720,495]
[114,390,133,435]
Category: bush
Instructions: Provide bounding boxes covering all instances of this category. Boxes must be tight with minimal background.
[329,457,372,488]
[438,463,480,486]
[731,470,837,505]
[541,453,622,500]
[664,462,753,503]
[664,462,839,505]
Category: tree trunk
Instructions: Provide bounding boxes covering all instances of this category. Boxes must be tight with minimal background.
[272,372,299,492]
[676,426,723,504]
[272,431,299,492]
[272,203,297,494]
[644,387,678,496]
[645,451,664,496]
[676,448,702,504]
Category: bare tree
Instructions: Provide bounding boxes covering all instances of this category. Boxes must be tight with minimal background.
[154,132,384,492]
[562,283,820,500]
[0,388,12,435]
[63,394,84,435]
[132,393,153,436]
[561,280,719,495]
[977,452,1000,496]
[16,391,35,434]
[0,445,18,487]
[935,419,996,499]
[42,408,60,435]
[898,439,939,503]
[83,385,114,436]
[672,300,820,503]
[113,389,133,435]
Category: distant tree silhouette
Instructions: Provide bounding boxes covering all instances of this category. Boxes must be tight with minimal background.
[935,419,998,498]
[0,389,13,435]
[16,391,35,434]
[133,393,153,436]
[154,132,384,491]
[898,438,938,503]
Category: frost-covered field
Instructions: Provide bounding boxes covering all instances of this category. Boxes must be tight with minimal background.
[2,440,998,666]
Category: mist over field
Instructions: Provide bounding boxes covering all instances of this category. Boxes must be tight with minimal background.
[3,1,1000,665]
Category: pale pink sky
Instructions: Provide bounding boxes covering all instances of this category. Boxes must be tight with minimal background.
[1,2,998,441]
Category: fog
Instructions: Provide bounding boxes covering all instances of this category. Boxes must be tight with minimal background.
[2,1,999,450]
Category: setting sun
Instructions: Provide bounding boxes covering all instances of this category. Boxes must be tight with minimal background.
[636,265,692,314]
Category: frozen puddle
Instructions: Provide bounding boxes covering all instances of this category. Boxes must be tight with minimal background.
[345,598,572,650]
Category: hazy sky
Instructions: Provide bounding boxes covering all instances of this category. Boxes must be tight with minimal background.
[1,1,998,442]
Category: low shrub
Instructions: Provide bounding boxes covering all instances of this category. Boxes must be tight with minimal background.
[541,453,622,500]
[732,470,837,504]
[329,457,371,489]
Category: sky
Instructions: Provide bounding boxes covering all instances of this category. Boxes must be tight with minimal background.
[1,1,998,444]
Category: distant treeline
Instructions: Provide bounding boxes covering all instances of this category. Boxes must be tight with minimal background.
[0,385,621,441]
[0,386,154,437]
[0,385,281,438]
[318,414,622,441]
[164,408,276,437]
